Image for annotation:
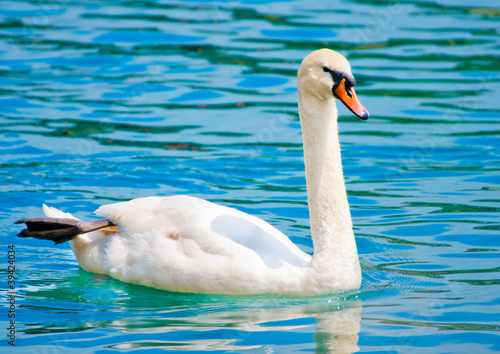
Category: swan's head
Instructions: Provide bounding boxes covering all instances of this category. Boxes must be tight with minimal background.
[298,49,369,120]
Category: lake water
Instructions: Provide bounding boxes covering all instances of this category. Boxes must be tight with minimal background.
[1,0,499,353]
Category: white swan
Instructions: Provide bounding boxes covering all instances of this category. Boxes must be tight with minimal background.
[17,49,369,295]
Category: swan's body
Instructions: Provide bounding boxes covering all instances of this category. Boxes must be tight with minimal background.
[18,49,369,295]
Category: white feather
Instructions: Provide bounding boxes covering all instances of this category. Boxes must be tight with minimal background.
[43,204,78,220]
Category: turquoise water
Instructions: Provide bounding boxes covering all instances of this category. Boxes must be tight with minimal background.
[1,0,500,352]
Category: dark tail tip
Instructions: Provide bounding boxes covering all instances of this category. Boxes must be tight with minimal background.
[15,218,82,244]
[15,217,115,245]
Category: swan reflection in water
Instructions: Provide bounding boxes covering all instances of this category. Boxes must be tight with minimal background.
[23,271,362,353]
[99,298,363,352]
[109,295,362,353]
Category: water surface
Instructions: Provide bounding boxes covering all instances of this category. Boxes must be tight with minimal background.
[1,0,499,353]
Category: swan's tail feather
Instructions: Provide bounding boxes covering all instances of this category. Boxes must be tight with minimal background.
[15,217,114,244]
[42,204,78,220]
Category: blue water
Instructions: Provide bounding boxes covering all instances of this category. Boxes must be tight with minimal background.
[1,0,500,352]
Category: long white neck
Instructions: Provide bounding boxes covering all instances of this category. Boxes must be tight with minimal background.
[298,91,359,272]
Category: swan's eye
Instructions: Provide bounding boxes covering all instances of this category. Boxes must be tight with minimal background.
[324,67,344,84]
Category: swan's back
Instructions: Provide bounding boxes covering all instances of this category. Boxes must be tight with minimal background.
[69,196,311,294]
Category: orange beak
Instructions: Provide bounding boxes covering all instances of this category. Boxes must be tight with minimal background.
[333,78,369,120]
